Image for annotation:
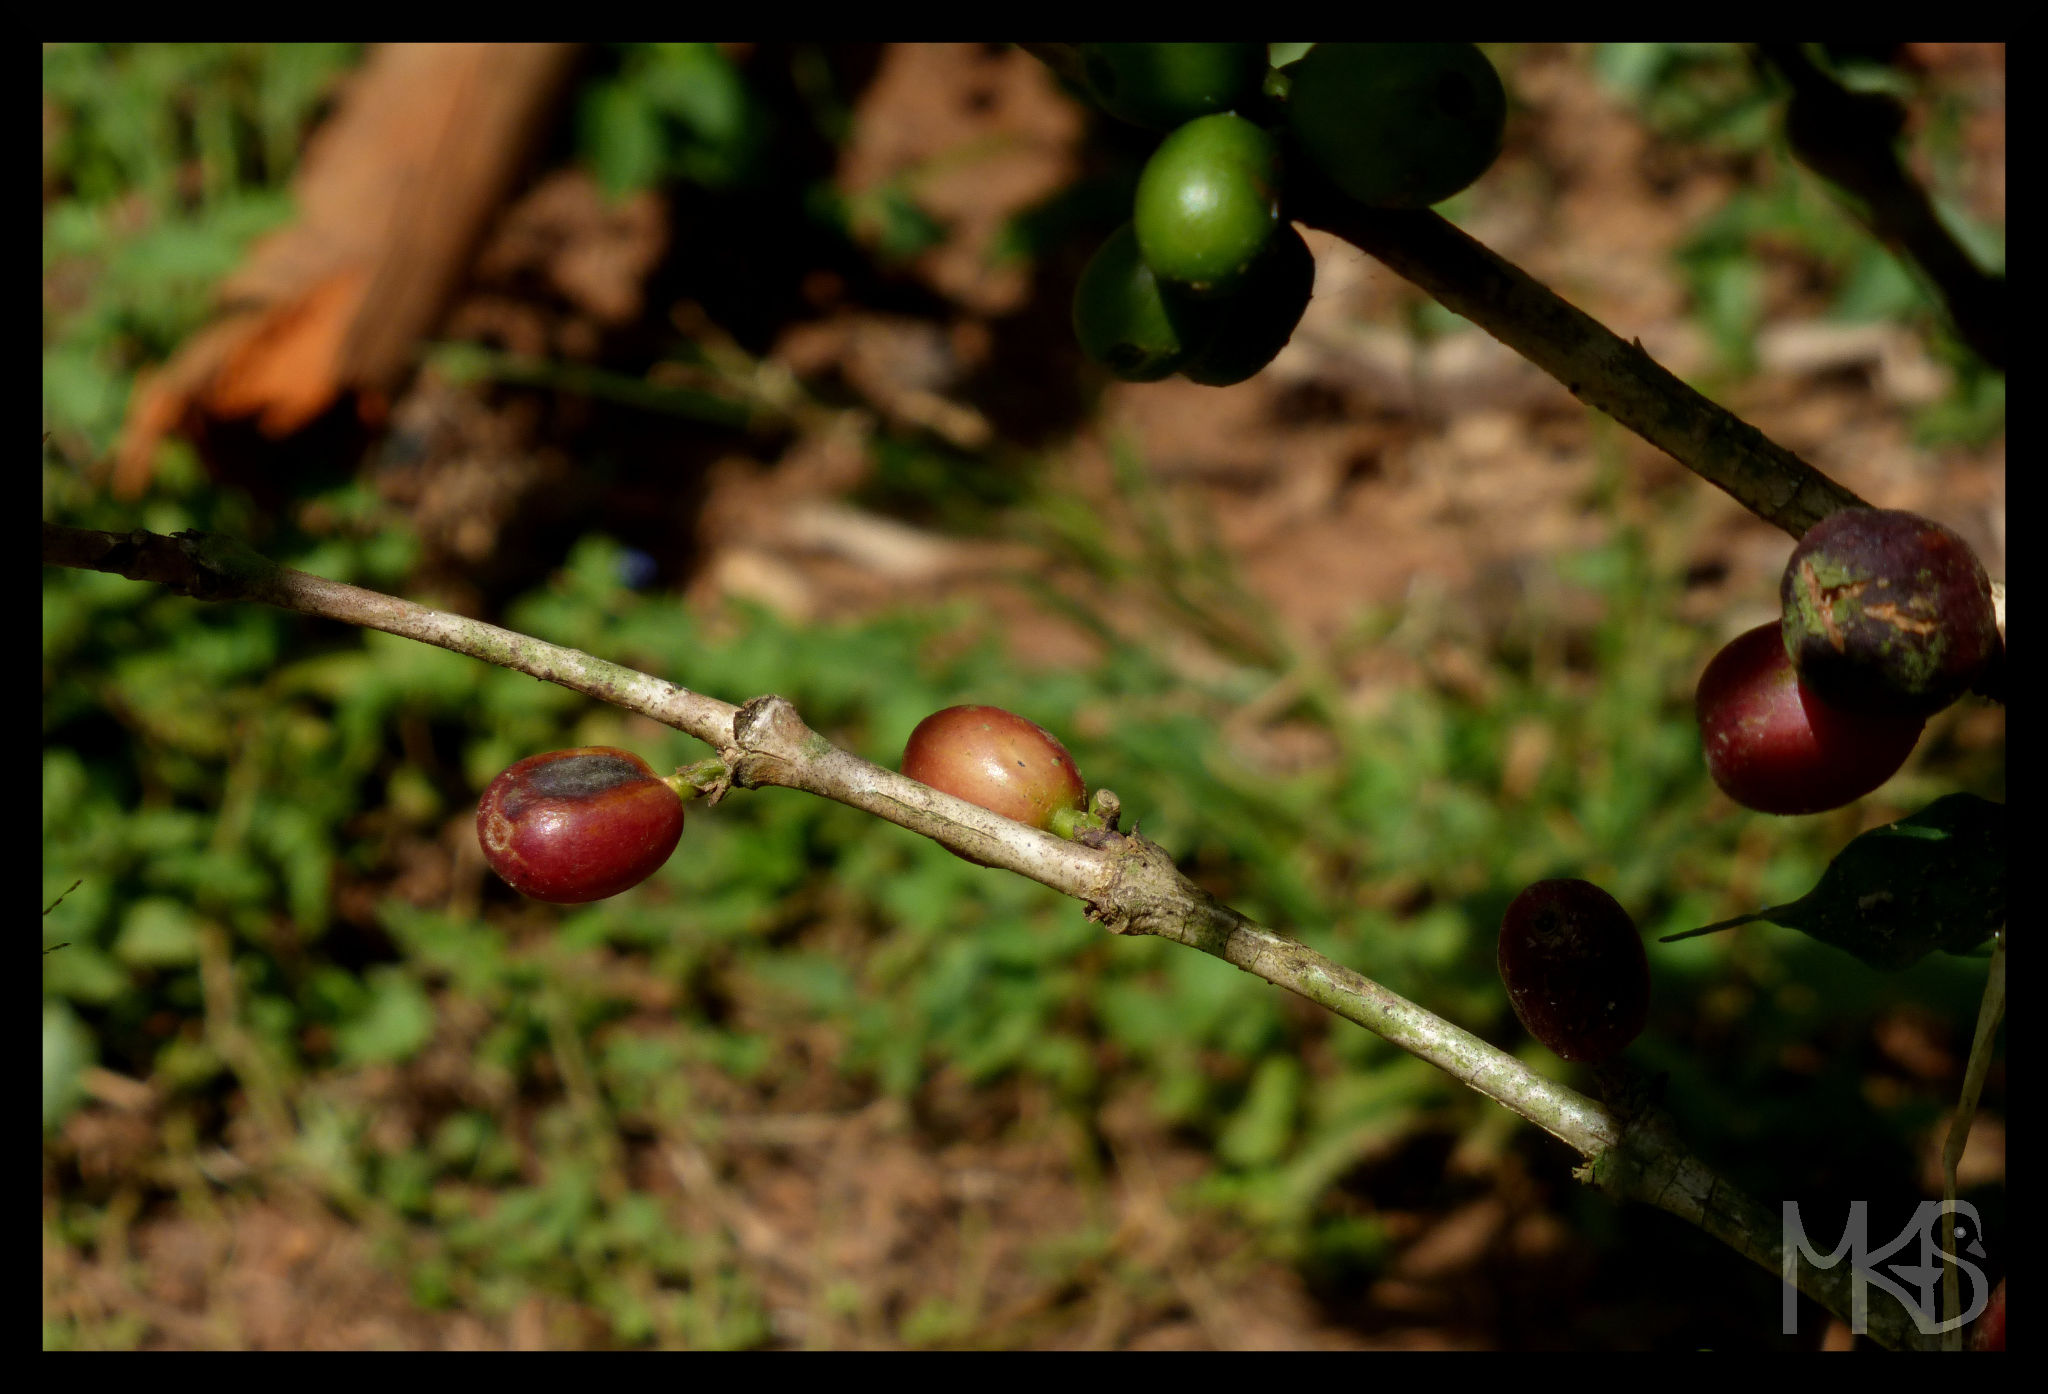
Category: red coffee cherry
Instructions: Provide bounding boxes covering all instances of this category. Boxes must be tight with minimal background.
[1696,623,1924,815]
[1497,879,1649,1064]
[1974,1277,2006,1351]
[1780,507,2000,719]
[901,705,1085,831]
[476,747,685,903]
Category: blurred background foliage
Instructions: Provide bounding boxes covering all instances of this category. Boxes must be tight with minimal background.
[1592,42,2005,433]
[44,43,2002,1349]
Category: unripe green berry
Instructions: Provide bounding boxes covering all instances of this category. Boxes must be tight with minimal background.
[1073,222,1195,381]
[1134,112,1283,296]
[1286,43,1506,209]
[1080,43,1268,131]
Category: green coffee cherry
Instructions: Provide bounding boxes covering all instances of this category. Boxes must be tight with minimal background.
[1072,221,1194,381]
[1080,43,1268,131]
[1176,224,1315,386]
[1134,112,1283,296]
[1285,43,1506,208]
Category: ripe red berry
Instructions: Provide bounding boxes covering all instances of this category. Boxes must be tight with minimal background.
[1696,623,1924,816]
[1497,879,1649,1064]
[1780,508,2000,719]
[1974,1277,2006,1351]
[476,747,685,903]
[901,705,1086,831]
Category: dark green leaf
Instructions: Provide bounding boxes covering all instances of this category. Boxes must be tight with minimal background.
[1661,794,2005,970]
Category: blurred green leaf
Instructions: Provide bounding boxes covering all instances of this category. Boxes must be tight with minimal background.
[113,898,203,968]
[1217,1055,1302,1168]
[579,43,771,198]
[42,1003,96,1133]
[333,967,438,1065]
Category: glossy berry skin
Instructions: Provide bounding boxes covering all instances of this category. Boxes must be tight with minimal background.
[477,747,684,903]
[1696,623,1923,816]
[1073,222,1195,381]
[1285,43,1506,209]
[1134,113,1283,296]
[1081,43,1268,131]
[901,705,1085,831]
[1497,879,1649,1064]
[1781,508,1999,719]
[1176,223,1315,386]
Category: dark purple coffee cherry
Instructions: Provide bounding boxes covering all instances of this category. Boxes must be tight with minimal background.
[1780,507,2000,719]
[1498,879,1649,1064]
[1175,223,1316,386]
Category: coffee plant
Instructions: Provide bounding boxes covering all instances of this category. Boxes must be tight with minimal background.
[44,43,2003,1349]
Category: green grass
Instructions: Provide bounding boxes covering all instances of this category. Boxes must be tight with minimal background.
[44,42,2002,1349]
[44,432,2002,1343]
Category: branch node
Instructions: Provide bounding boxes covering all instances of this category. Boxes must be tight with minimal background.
[727,693,812,788]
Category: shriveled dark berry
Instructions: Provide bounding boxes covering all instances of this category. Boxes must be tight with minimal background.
[1498,879,1649,1064]
[1780,508,1999,719]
